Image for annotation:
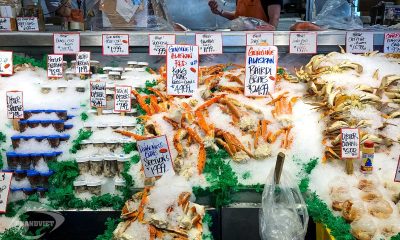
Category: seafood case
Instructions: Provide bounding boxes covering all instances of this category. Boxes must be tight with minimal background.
[0,31,400,240]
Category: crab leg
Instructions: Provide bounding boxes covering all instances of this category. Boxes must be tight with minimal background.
[195,94,226,112]
[267,129,284,143]
[185,126,203,145]
[261,120,271,141]
[163,116,180,130]
[114,130,149,141]
[195,110,211,135]
[147,87,168,102]
[254,121,261,149]
[132,90,153,115]
[173,129,188,156]
[197,144,206,174]
[267,91,289,105]
[137,187,150,222]
[149,95,162,113]
[215,138,234,156]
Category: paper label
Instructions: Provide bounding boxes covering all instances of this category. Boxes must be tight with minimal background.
[149,34,175,56]
[116,0,137,23]
[289,32,317,54]
[0,18,11,31]
[102,34,129,56]
[384,32,400,53]
[16,17,39,31]
[137,135,174,178]
[76,52,90,74]
[6,91,23,119]
[54,33,80,54]
[196,33,223,55]
[90,81,106,107]
[244,45,277,96]
[0,172,12,213]
[47,54,63,78]
[341,128,360,159]
[114,86,131,112]
[246,32,274,46]
[0,51,13,75]
[166,44,199,96]
[346,32,374,53]
[395,156,400,182]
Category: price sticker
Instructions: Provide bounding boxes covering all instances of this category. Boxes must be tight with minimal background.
[114,86,131,112]
[47,54,63,78]
[246,32,274,46]
[346,32,374,53]
[384,32,400,53]
[0,51,13,76]
[341,128,360,159]
[195,33,223,55]
[289,32,317,54]
[90,81,106,107]
[0,18,11,31]
[149,34,175,56]
[0,172,12,213]
[6,91,23,119]
[16,17,39,31]
[102,34,129,56]
[54,33,80,54]
[76,52,91,74]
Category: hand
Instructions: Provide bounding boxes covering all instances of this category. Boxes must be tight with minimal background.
[208,0,220,15]
[255,24,276,31]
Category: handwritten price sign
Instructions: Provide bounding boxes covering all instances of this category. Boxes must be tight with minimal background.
[246,32,274,46]
[137,135,174,178]
[6,91,23,119]
[384,32,400,53]
[76,52,90,74]
[289,32,317,54]
[102,34,129,56]
[114,86,131,112]
[0,172,12,213]
[0,18,11,31]
[16,17,39,31]
[196,33,223,55]
[47,54,63,78]
[90,81,106,107]
[0,51,13,75]
[245,46,277,96]
[54,33,80,54]
[341,128,360,159]
[149,34,175,56]
[166,44,199,96]
[346,32,374,53]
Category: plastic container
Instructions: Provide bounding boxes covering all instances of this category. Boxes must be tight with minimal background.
[36,187,48,198]
[76,157,90,175]
[90,156,104,176]
[35,135,46,142]
[137,62,149,68]
[75,86,86,93]
[86,180,102,195]
[57,86,67,93]
[22,187,36,196]
[104,155,117,177]
[30,153,42,167]
[59,134,70,142]
[361,141,374,174]
[64,124,74,130]
[117,155,130,176]
[43,152,57,163]
[103,67,112,74]
[54,110,68,120]
[41,86,52,94]
[114,178,126,193]
[108,71,121,80]
[39,170,54,187]
[14,169,26,181]
[23,110,32,119]
[11,136,22,149]
[67,115,75,120]
[124,67,134,72]
[41,120,52,127]
[47,135,60,148]
[6,152,18,169]
[52,120,65,132]
[127,61,138,68]
[27,120,40,128]
[18,120,28,132]
[27,170,40,187]
[73,180,87,194]
[90,60,100,74]
[112,67,124,73]
[18,153,31,170]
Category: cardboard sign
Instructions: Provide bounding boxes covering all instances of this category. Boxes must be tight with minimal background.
[47,54,63,78]
[149,34,175,56]
[384,32,400,53]
[0,172,12,213]
[0,51,13,76]
[346,32,374,53]
[244,45,277,96]
[114,86,131,112]
[137,135,174,178]
[76,52,91,74]
[0,18,11,31]
[102,34,129,56]
[54,33,80,54]
[289,32,317,54]
[196,33,223,55]
[341,128,360,159]
[166,44,199,96]
[395,156,400,182]
[6,91,23,119]
[16,17,39,31]
[90,81,106,107]
[246,32,274,46]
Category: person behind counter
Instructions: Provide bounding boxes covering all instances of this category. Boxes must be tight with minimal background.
[208,0,282,30]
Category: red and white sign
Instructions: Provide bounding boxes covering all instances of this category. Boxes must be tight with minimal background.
[246,32,274,46]
[149,34,175,56]
[340,128,360,159]
[6,91,23,119]
[244,45,277,96]
[102,34,129,56]
[0,18,11,31]
[384,32,400,53]
[0,172,12,213]
[16,17,39,32]
[289,32,317,54]
[0,51,13,76]
[90,81,106,107]
[114,86,131,112]
[76,52,91,74]
[346,32,374,53]
[166,44,199,96]
[195,33,223,55]
[47,54,63,78]
[54,33,80,54]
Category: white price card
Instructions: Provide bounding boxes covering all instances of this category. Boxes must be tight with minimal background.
[149,34,175,56]
[90,81,106,107]
[16,17,39,31]
[0,51,13,75]
[384,32,400,53]
[0,172,12,213]
[102,34,129,56]
[0,18,11,31]
[114,86,131,112]
[76,52,91,74]
[341,128,360,159]
[246,32,274,46]
[137,135,174,178]
[346,32,374,53]
[47,54,63,78]
[196,33,223,55]
[6,91,23,119]
[54,33,80,54]
[395,156,400,182]
[289,32,317,54]
[245,45,277,96]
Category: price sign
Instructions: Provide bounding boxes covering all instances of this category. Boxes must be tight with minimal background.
[76,52,90,74]
[16,17,39,32]
[166,44,199,96]
[195,33,223,55]
[6,91,23,119]
[246,32,274,46]
[137,135,174,178]
[395,156,400,182]
[289,32,317,54]
[384,32,400,53]
[102,34,129,56]
[245,45,277,96]
[90,81,106,107]
[346,32,374,53]
[47,54,63,78]
[0,172,12,213]
[54,33,80,54]
[341,128,360,159]
[0,51,13,76]
[114,86,131,112]
[149,34,175,56]
[0,18,11,31]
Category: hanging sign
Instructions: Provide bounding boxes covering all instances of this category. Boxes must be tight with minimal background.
[90,81,106,107]
[16,17,39,31]
[0,51,13,75]
[102,34,129,56]
[195,33,223,55]
[149,34,175,56]
[246,32,274,46]
[384,32,400,53]
[114,86,131,112]
[289,32,317,54]
[54,33,80,54]
[0,172,12,213]
[346,32,374,53]
[76,52,91,74]
[6,91,23,119]
[47,54,63,78]
[340,128,360,159]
